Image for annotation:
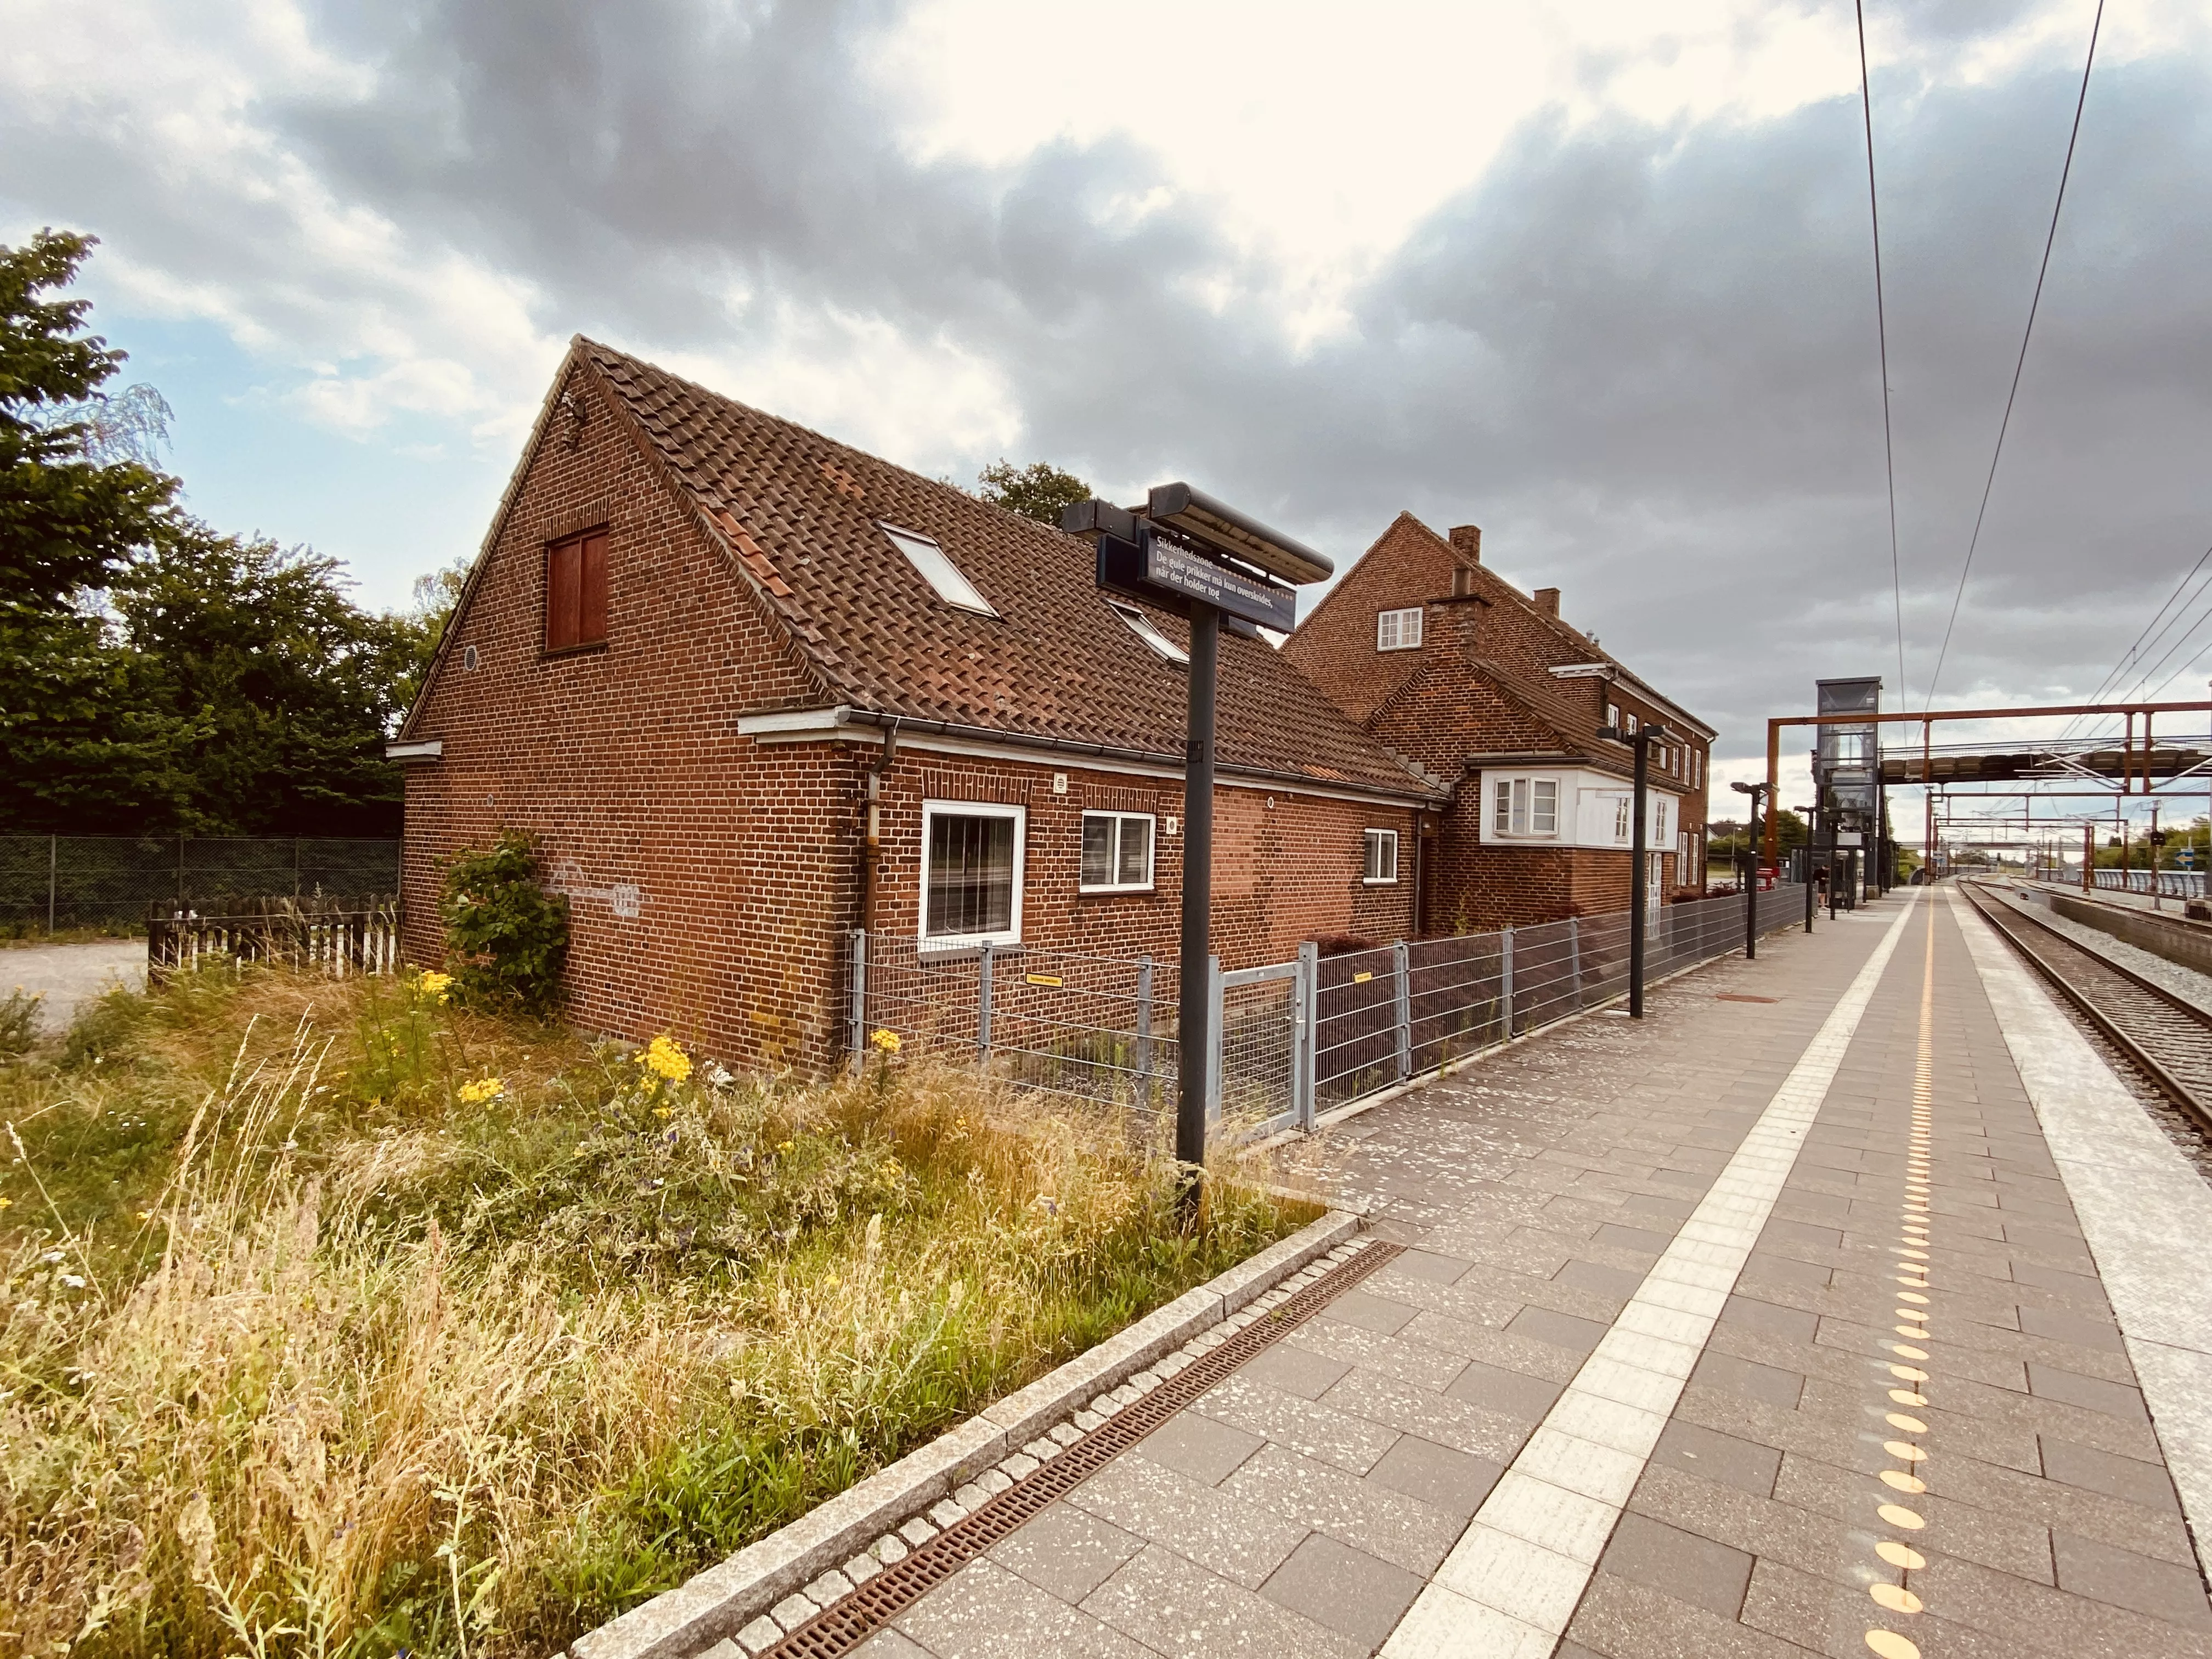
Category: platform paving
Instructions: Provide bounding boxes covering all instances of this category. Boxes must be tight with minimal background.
[838,888,2212,1658]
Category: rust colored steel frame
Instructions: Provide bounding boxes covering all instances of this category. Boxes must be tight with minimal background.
[1763,699,2212,868]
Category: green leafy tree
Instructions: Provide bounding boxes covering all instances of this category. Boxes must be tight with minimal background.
[110,526,421,833]
[441,832,570,1015]
[0,230,185,832]
[390,554,471,718]
[977,459,1092,526]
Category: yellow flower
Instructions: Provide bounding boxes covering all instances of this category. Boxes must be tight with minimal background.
[457,1077,504,1106]
[414,970,454,1005]
[637,1034,693,1085]
[777,1141,794,1154]
[870,1028,902,1054]
[136,1210,154,1222]
[655,1105,674,1120]
[0,1197,11,1210]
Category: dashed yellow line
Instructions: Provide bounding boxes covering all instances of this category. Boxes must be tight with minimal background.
[1867,904,1939,1657]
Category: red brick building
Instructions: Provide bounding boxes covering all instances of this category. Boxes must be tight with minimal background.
[390,340,1447,1071]
[1280,512,1713,933]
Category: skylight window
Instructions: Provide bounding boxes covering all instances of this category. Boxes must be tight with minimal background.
[1107,599,1188,665]
[879,523,996,616]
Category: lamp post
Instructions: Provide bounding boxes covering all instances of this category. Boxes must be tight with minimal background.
[1796,804,1819,932]
[1732,779,1769,960]
[1600,718,1668,1018]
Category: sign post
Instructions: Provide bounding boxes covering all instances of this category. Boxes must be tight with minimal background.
[1064,486,1330,1224]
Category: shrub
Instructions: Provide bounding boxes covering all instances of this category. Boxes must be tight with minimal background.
[0,986,40,1058]
[439,831,569,1016]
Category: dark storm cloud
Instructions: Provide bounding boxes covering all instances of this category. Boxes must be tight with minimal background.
[22,0,2209,757]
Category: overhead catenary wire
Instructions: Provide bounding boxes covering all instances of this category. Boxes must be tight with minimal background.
[1855,0,1908,708]
[1923,0,2106,710]
[2059,539,2212,738]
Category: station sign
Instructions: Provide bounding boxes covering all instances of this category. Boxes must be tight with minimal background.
[1094,526,1297,632]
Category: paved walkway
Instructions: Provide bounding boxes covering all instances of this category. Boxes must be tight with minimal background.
[847,888,2212,1658]
[0,939,143,1034]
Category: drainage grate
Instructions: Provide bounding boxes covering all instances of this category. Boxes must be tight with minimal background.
[758,1238,1405,1659]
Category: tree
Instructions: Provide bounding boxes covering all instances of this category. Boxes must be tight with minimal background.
[390,555,471,718]
[111,526,419,834]
[977,459,1092,526]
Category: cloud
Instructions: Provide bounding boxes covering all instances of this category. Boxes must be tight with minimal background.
[5,0,2211,784]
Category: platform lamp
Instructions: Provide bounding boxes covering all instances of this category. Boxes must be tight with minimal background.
[1732,780,1770,961]
[1598,716,1668,1017]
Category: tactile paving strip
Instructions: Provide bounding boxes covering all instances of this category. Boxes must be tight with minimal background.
[758,1237,1404,1658]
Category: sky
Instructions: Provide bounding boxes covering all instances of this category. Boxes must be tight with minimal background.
[7,0,2212,820]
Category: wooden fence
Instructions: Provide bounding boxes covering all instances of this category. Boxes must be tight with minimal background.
[146,895,402,982]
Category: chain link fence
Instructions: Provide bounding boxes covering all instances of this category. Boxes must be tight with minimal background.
[0,836,401,934]
[850,883,1809,1137]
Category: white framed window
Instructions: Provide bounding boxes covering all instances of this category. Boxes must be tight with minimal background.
[881,523,997,617]
[1605,701,1622,734]
[1105,600,1188,665]
[1611,795,1633,842]
[1491,776,1561,837]
[1691,751,1703,788]
[1081,811,1155,892]
[1376,607,1423,651]
[1363,828,1400,883]
[919,800,1024,946]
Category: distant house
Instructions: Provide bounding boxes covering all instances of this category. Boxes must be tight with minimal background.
[389,340,1446,1071]
[1282,514,1713,933]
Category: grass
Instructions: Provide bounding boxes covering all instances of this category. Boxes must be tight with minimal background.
[0,968,1321,1659]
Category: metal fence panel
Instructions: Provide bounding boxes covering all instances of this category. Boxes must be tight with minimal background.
[849,931,1180,1119]
[1,836,401,932]
[849,884,1810,1132]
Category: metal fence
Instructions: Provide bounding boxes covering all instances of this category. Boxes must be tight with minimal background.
[2092,867,2208,899]
[849,883,1806,1137]
[0,836,402,932]
[146,896,402,982]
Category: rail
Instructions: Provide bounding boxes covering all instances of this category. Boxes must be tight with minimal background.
[1960,881,2212,1132]
[146,896,402,982]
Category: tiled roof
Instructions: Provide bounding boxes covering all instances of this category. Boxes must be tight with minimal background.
[577,340,1442,802]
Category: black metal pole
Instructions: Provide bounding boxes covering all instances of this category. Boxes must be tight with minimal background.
[1176,602,1219,1224]
[1744,789,1764,960]
[1629,731,1650,1018]
[1804,810,1817,933]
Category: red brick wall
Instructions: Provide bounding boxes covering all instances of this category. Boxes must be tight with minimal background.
[400,365,1420,1073]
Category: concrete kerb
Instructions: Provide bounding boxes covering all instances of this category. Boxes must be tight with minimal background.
[566,1207,1363,1659]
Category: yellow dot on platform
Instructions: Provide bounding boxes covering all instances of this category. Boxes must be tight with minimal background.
[1894,1246,1929,1259]
[1899,1291,1930,1305]
[1896,1324,1931,1339]
[1890,1343,1928,1359]
[1881,1469,1927,1493]
[1887,1413,1928,1432]
[1891,1364,1929,1381]
[1876,1541,1927,1570]
[1884,1441,1928,1463]
[1878,1503,1926,1529]
[1889,1389,1929,1406]
[1871,1583,1925,1616]
[1866,1628,1921,1659]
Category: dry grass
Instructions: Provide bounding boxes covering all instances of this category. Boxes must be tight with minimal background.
[0,969,1320,1658]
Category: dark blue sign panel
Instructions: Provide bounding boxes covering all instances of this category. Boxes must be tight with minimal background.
[1095,527,1296,631]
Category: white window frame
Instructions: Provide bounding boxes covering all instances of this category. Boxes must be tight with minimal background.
[1363,827,1400,884]
[1489,775,1562,839]
[1079,810,1156,894]
[1105,600,1188,665]
[917,800,1025,949]
[880,522,998,617]
[1376,607,1424,652]
[1611,794,1634,843]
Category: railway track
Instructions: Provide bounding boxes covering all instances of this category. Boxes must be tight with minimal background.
[1962,879,2212,1133]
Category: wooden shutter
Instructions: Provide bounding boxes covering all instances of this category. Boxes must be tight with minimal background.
[547,537,581,650]
[579,531,608,644]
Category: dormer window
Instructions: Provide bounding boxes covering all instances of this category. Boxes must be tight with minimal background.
[1107,599,1188,665]
[1377,607,1423,651]
[881,523,996,616]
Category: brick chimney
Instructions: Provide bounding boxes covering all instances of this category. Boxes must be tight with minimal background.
[1533,586,1560,618]
[1448,524,1482,564]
